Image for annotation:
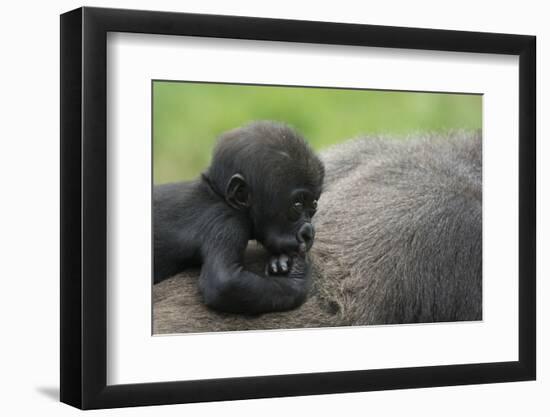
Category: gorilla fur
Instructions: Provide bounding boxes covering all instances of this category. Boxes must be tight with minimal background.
[153,130,482,333]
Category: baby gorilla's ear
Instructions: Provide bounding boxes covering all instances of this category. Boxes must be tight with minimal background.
[225,174,250,210]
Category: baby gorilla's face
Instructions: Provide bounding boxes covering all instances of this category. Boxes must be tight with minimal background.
[209,121,324,263]
[252,186,320,259]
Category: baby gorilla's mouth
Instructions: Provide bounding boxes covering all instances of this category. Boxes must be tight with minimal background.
[259,223,315,261]
[263,242,300,258]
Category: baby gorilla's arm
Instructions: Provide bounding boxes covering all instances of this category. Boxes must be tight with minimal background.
[198,243,312,315]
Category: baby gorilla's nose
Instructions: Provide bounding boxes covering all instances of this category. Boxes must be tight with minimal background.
[297,223,315,254]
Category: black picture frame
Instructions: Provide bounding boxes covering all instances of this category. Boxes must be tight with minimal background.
[60,6,536,410]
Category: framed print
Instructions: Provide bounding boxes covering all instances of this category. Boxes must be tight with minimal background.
[60,6,536,409]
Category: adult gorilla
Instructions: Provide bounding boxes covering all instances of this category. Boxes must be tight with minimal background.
[153,130,482,333]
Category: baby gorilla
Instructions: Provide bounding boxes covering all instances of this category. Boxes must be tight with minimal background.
[154,121,325,314]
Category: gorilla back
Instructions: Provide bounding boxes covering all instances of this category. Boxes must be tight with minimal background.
[315,130,482,325]
[153,130,482,332]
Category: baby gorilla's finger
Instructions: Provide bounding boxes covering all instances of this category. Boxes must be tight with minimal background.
[269,256,279,274]
[278,254,290,273]
[266,254,293,276]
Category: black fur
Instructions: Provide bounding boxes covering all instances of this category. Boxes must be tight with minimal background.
[153,121,325,314]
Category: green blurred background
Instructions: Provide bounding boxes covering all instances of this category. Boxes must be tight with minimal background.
[153,81,482,184]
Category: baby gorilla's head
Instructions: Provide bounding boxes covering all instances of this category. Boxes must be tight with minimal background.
[206,121,324,257]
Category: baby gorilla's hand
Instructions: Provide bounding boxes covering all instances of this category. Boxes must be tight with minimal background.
[266,254,292,275]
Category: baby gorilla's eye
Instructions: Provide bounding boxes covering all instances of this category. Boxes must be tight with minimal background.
[293,202,304,212]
